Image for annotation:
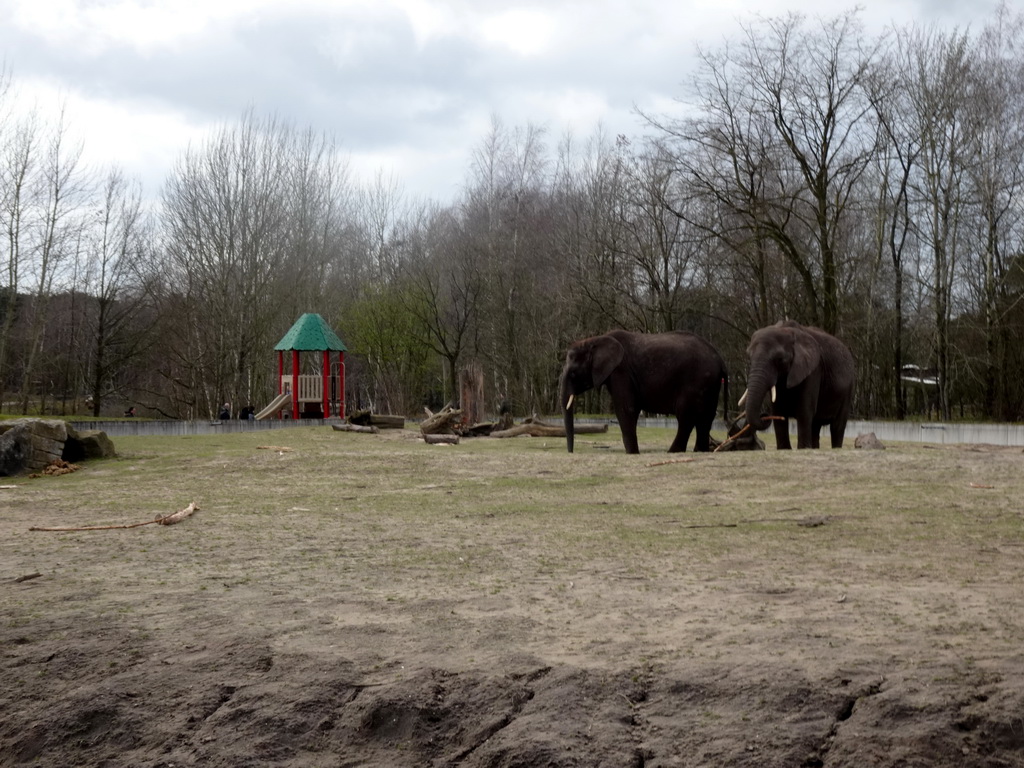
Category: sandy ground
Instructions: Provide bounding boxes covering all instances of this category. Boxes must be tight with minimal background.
[2,428,1024,767]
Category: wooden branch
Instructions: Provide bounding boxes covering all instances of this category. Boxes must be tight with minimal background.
[713,423,752,452]
[157,502,199,526]
[30,502,200,532]
[257,445,295,451]
[646,457,697,467]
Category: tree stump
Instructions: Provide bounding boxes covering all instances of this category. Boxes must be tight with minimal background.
[420,406,462,435]
[459,363,484,427]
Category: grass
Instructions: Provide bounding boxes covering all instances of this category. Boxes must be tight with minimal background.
[5,424,1024,631]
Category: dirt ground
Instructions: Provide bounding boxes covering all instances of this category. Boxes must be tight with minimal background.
[2,426,1024,767]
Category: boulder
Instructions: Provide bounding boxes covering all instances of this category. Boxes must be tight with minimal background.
[0,419,68,475]
[0,419,115,475]
[64,426,117,462]
[854,432,885,450]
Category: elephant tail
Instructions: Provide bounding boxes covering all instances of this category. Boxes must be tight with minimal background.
[720,369,730,423]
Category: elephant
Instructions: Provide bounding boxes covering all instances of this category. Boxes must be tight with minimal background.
[740,320,855,449]
[559,330,728,454]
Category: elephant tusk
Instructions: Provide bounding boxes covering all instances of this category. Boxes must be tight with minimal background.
[738,388,747,407]
[565,394,574,410]
[771,386,777,403]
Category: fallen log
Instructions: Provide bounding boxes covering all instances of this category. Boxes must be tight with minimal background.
[332,423,379,434]
[491,422,608,438]
[348,410,405,429]
[424,434,460,445]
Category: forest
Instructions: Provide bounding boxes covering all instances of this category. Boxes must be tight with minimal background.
[2,8,1024,422]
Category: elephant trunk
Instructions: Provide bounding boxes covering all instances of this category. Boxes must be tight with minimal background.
[560,374,576,454]
[744,365,774,431]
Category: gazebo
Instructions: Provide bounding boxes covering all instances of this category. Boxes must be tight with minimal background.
[272,313,347,420]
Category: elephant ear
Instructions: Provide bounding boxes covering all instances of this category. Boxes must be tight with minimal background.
[787,330,820,388]
[591,336,625,388]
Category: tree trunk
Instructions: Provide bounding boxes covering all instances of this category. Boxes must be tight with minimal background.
[459,363,484,426]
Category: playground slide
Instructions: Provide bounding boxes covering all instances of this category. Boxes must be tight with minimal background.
[255,392,291,421]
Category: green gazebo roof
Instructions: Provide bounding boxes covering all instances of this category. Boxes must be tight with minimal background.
[274,313,347,352]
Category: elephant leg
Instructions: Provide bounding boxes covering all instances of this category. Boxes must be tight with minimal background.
[796,418,815,449]
[830,419,847,448]
[691,414,714,452]
[774,417,792,450]
[669,417,694,452]
[617,410,641,454]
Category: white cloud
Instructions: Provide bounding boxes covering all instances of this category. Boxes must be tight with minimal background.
[477,7,557,57]
[0,0,1008,204]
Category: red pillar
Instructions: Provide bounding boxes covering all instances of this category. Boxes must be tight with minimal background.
[291,349,300,419]
[338,351,346,420]
[277,351,284,419]
[322,350,330,418]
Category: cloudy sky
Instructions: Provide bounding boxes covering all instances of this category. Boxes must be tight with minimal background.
[0,0,1000,203]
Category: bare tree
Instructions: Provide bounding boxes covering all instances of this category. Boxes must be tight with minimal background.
[0,104,37,406]
[662,10,881,334]
[161,110,354,417]
[403,209,484,406]
[15,105,89,414]
[966,5,1024,419]
[81,168,154,415]
[899,26,976,420]
[463,117,555,411]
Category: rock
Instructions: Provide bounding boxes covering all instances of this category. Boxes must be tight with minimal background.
[63,426,117,462]
[0,419,115,475]
[854,432,885,450]
[0,419,69,475]
[0,427,32,476]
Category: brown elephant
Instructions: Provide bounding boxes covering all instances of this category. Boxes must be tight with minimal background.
[559,330,728,454]
[741,320,855,449]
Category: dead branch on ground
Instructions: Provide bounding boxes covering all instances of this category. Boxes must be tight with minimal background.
[646,457,698,467]
[29,502,200,532]
[713,423,753,453]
